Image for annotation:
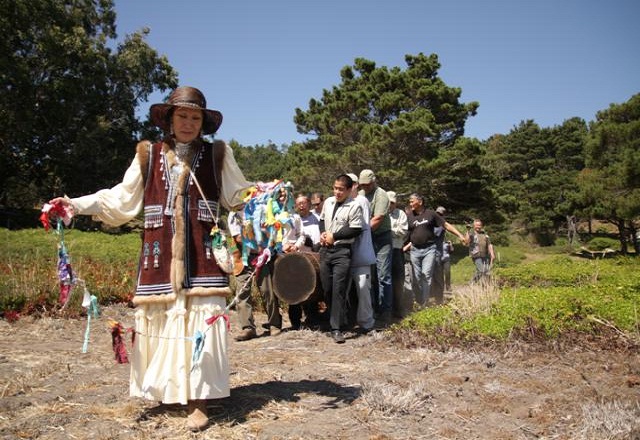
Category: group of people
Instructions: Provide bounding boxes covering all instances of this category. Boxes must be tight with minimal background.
[228,166,496,346]
[48,86,496,431]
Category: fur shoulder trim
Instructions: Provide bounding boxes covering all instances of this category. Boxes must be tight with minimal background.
[136,140,153,185]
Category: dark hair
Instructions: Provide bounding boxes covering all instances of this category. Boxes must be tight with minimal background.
[409,192,424,204]
[335,174,353,189]
[165,107,175,134]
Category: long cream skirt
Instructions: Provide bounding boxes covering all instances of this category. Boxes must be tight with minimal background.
[129,295,229,404]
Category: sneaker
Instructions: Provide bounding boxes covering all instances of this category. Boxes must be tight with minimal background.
[356,327,373,335]
[331,330,345,344]
[234,328,257,342]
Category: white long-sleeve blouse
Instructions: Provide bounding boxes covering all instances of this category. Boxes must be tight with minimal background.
[71,142,251,227]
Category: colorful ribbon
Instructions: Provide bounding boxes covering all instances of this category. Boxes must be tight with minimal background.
[57,240,75,305]
[40,201,73,232]
[240,180,296,265]
[81,292,99,353]
[109,320,129,364]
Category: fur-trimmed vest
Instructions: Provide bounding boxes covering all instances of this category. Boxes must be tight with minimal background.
[132,139,230,305]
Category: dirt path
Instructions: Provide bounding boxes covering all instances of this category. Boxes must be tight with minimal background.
[0,304,638,439]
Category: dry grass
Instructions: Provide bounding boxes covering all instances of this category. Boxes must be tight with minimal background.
[1,305,639,439]
[578,399,640,440]
[357,380,433,417]
[448,277,501,318]
[0,361,62,398]
[1,251,57,311]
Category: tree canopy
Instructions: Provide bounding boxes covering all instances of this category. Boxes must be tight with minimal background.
[291,53,479,199]
[0,0,177,208]
[1,2,637,250]
[482,118,588,243]
[577,93,640,252]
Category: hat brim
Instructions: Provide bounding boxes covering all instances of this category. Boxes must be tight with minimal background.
[150,103,223,135]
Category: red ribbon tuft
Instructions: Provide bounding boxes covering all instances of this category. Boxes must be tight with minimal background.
[205,314,230,330]
[40,201,73,231]
[110,321,129,364]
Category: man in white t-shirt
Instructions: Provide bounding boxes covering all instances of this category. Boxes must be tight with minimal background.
[346,173,376,332]
[288,194,323,329]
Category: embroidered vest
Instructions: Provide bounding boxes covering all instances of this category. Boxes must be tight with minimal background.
[134,140,228,303]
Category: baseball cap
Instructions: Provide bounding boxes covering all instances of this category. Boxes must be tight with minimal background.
[359,169,375,184]
[386,191,397,203]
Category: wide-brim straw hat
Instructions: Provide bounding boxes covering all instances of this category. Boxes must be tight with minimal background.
[150,86,223,135]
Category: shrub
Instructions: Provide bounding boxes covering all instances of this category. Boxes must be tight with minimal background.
[1,228,139,316]
[586,237,619,251]
[399,256,640,342]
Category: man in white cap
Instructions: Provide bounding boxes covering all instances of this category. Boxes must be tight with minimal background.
[345,173,376,332]
[358,169,393,323]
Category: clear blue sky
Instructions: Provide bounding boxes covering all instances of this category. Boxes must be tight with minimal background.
[114,0,639,146]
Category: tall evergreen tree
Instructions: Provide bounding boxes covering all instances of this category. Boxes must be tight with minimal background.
[292,53,478,197]
[483,119,587,244]
[0,0,177,208]
[229,140,291,183]
[422,137,497,221]
[578,94,640,253]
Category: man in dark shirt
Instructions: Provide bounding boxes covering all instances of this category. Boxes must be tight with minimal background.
[403,193,466,307]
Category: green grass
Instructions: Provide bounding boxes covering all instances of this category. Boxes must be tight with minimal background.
[401,256,640,342]
[448,236,527,285]
[1,228,139,315]
[2,227,639,345]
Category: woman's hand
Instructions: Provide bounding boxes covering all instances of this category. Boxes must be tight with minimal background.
[41,196,74,230]
[49,196,71,207]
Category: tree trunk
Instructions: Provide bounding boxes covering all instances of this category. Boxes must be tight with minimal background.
[566,215,577,245]
[616,218,628,255]
[628,221,639,255]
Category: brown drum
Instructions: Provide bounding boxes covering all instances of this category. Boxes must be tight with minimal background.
[273,252,323,305]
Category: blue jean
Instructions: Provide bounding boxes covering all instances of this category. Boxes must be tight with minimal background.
[472,257,491,283]
[391,247,408,317]
[372,231,393,313]
[442,259,451,292]
[410,244,437,307]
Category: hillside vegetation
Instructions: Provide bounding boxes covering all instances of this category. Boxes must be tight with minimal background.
[2,228,638,347]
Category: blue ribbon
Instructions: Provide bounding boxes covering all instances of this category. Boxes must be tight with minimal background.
[82,294,100,353]
[190,330,206,370]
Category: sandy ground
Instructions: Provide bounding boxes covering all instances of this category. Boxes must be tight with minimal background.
[0,303,639,440]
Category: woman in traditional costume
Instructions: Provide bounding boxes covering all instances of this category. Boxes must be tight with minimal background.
[50,86,251,431]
